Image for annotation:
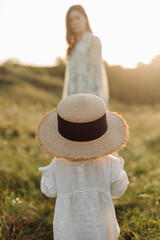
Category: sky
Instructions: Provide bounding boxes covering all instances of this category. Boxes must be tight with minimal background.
[0,0,160,68]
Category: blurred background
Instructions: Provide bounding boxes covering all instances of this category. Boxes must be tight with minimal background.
[0,0,160,239]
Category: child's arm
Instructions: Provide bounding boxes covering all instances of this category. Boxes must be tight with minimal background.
[110,156,129,199]
[38,158,57,198]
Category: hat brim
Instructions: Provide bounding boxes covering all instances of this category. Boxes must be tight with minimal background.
[36,109,129,161]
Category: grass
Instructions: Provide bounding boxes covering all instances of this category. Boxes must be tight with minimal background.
[110,101,160,239]
[0,64,160,239]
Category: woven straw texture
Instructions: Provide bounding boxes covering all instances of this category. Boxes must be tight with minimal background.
[57,93,106,122]
[36,94,129,161]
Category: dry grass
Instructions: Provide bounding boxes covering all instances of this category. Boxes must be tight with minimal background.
[0,64,159,239]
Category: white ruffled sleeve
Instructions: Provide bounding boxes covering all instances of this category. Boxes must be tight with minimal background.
[110,156,129,199]
[38,158,57,198]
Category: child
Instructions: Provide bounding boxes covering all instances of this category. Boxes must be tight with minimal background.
[36,93,129,240]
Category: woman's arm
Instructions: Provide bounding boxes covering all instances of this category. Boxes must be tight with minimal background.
[87,36,109,102]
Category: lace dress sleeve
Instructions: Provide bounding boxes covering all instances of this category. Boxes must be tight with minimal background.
[39,158,57,198]
[110,156,129,199]
[88,36,102,88]
[87,36,109,104]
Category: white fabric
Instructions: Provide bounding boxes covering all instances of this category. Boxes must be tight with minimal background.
[62,32,110,108]
[39,154,129,240]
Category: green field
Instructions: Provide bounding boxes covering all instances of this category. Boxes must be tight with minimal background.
[0,64,160,239]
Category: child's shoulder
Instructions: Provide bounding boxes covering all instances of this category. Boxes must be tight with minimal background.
[39,157,57,174]
[107,154,125,166]
[106,155,125,177]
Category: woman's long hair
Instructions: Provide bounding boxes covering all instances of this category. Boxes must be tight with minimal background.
[66,5,92,58]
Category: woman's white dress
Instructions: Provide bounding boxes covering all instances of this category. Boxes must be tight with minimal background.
[39,154,129,240]
[62,32,109,108]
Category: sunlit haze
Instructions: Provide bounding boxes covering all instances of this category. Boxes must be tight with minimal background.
[0,0,160,68]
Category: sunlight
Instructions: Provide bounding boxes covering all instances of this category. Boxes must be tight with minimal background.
[0,0,160,67]
[87,0,160,67]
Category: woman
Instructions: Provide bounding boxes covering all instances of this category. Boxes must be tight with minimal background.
[62,5,109,108]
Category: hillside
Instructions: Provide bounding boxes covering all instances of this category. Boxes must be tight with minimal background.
[1,54,160,104]
[105,54,160,103]
[0,61,160,239]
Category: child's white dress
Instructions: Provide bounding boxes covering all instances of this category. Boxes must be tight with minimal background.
[39,154,129,240]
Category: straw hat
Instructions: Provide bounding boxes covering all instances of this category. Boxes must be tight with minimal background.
[36,93,129,162]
